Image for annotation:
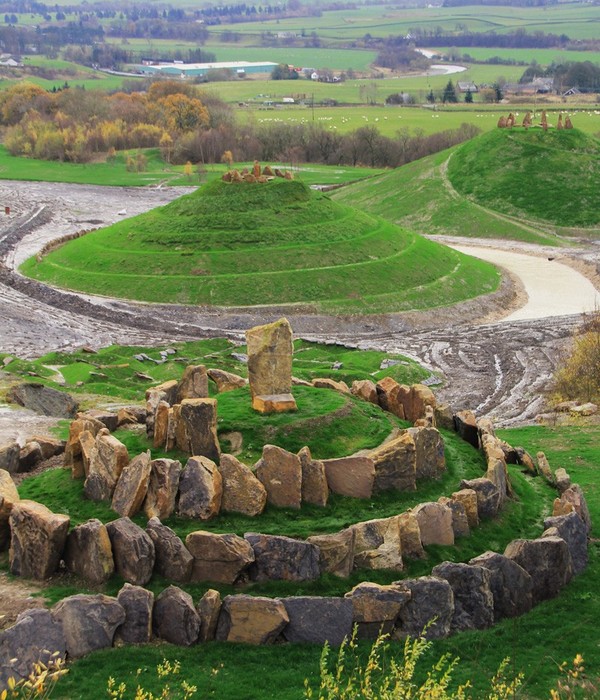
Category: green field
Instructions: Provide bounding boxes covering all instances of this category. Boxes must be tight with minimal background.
[22,177,500,313]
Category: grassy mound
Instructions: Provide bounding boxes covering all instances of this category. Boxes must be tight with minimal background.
[448,128,600,228]
[21,178,499,313]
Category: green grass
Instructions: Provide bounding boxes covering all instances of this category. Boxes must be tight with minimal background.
[448,128,600,228]
[21,177,500,314]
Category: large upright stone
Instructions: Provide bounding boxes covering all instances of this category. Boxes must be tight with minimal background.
[451,488,479,529]
[543,511,588,575]
[370,432,416,493]
[409,384,436,424]
[175,399,220,461]
[255,445,302,509]
[299,446,328,507]
[0,442,20,474]
[116,584,154,644]
[152,401,170,450]
[398,511,425,559]
[144,458,182,520]
[412,502,454,546]
[246,318,296,413]
[64,416,104,478]
[177,365,209,401]
[216,595,288,645]
[405,427,446,480]
[323,456,375,499]
[245,533,320,582]
[438,496,470,538]
[145,380,177,436]
[0,469,19,550]
[84,433,129,501]
[460,478,501,519]
[556,484,591,533]
[9,501,69,580]
[186,531,254,584]
[469,551,533,620]
[352,515,403,571]
[197,589,222,642]
[431,561,493,631]
[283,597,353,646]
[307,528,355,578]
[106,517,155,586]
[111,451,152,517]
[146,518,193,583]
[219,453,267,516]
[153,586,200,646]
[395,576,454,640]
[178,456,222,520]
[64,518,114,584]
[7,383,78,418]
[345,582,411,639]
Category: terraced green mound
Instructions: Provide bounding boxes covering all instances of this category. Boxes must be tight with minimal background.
[21,178,499,313]
[448,128,600,228]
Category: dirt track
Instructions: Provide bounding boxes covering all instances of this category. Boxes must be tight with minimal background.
[0,180,599,430]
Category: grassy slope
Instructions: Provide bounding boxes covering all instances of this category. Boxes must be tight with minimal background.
[448,128,600,228]
[21,178,499,313]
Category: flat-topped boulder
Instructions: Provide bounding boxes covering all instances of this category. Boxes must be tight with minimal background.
[323,455,375,499]
[174,399,220,461]
[186,531,254,584]
[252,393,297,414]
[245,533,320,582]
[345,582,411,638]
[216,595,288,645]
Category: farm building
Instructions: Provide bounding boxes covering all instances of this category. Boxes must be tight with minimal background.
[136,60,277,78]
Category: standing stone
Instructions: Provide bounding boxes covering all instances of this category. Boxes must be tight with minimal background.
[557,484,591,533]
[246,318,296,413]
[555,468,571,494]
[216,595,288,645]
[395,577,454,640]
[406,427,446,480]
[219,453,267,516]
[543,511,588,575]
[64,519,114,584]
[370,432,417,493]
[146,518,193,583]
[323,456,375,499]
[207,368,248,393]
[469,551,533,620]
[0,442,19,474]
[197,589,222,642]
[536,452,556,485]
[454,410,479,448]
[431,561,493,631]
[299,446,328,507]
[9,501,69,580]
[78,430,96,478]
[307,528,355,578]
[451,488,479,529]
[398,511,425,559]
[438,496,470,538]
[345,582,411,639]
[0,469,19,550]
[153,401,170,449]
[412,502,454,546]
[116,583,154,644]
[64,416,104,478]
[283,597,353,646]
[112,451,152,518]
[52,594,125,658]
[146,381,177,436]
[186,531,254,584]
[84,433,130,501]
[255,445,302,509]
[177,365,209,401]
[375,377,405,419]
[351,380,379,405]
[0,609,66,689]
[504,536,573,604]
[245,533,320,582]
[352,516,403,571]
[409,384,436,423]
[178,456,222,520]
[106,517,155,586]
[153,586,200,646]
[144,458,182,520]
[175,399,220,462]
[460,478,501,519]
[434,403,454,431]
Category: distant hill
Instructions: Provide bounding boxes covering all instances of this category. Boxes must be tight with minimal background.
[22,177,499,314]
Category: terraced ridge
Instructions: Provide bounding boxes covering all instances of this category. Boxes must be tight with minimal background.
[21,178,499,313]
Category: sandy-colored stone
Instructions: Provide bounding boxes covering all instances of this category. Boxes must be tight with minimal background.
[452,488,479,529]
[370,432,416,493]
[352,515,403,571]
[64,518,114,584]
[397,511,425,559]
[178,456,222,520]
[219,453,267,516]
[323,456,375,499]
[0,469,19,549]
[410,384,436,423]
[255,444,302,509]
[111,451,152,518]
[64,416,105,478]
[84,433,129,501]
[197,589,222,642]
[299,446,328,507]
[216,595,288,645]
[438,496,470,538]
[153,401,170,449]
[536,451,556,485]
[405,426,446,480]
[186,531,254,584]
[351,379,379,404]
[207,368,248,393]
[375,377,405,419]
[246,318,294,401]
[144,458,182,520]
[252,393,297,413]
[177,365,209,401]
[311,378,350,394]
[454,410,479,448]
[412,502,454,546]
[345,582,411,638]
[307,528,355,578]
[175,399,220,461]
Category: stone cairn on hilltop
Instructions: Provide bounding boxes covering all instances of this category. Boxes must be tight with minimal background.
[497,110,573,131]
[221,161,294,184]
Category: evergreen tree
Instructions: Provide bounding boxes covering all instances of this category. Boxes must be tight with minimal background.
[442,80,457,103]
[465,88,473,103]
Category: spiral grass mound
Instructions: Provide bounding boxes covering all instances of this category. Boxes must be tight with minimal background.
[21,178,499,313]
[448,128,600,228]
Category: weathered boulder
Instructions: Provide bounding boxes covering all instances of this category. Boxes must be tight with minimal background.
[64,518,114,584]
[0,609,66,689]
[7,383,78,418]
[434,403,454,431]
[394,577,454,640]
[352,515,403,571]
[83,409,119,432]
[175,399,220,461]
[186,531,254,584]
[504,536,573,604]
[311,378,350,394]
[153,586,200,646]
[485,458,511,504]
[438,496,470,538]
[307,528,355,578]
[370,432,416,493]
[345,582,411,638]
[454,410,479,448]
[84,433,130,501]
[405,427,446,480]
[216,595,288,645]
[9,500,69,580]
[245,533,320,582]
[144,458,182,520]
[536,451,556,485]
[432,561,493,631]
[298,446,328,507]
[397,511,425,559]
[283,597,353,646]
[555,468,571,494]
[146,381,177,436]
[117,406,144,426]
[515,447,537,475]
[375,377,405,419]
[64,416,104,478]
[28,435,64,461]
[178,456,223,520]
[451,488,479,529]
[146,518,193,583]
[351,379,379,405]
[412,502,454,546]
[0,442,19,474]
[252,394,297,414]
[116,583,154,644]
[323,456,375,499]
[207,368,248,393]
[197,589,222,643]
[219,453,267,516]
[152,401,170,449]
[105,517,155,586]
[543,511,588,575]
[177,365,209,401]
[77,430,97,479]
[0,469,19,550]
[18,441,43,472]
[246,318,294,402]
[255,445,302,509]
[556,484,591,533]
[111,451,152,518]
[52,594,125,658]
[409,384,436,423]
[469,551,533,620]
[459,478,500,519]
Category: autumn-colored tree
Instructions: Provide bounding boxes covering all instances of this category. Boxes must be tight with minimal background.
[221,149,233,167]
[160,131,174,163]
[553,311,600,403]
[157,93,209,133]
[0,82,51,125]
[183,161,193,180]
